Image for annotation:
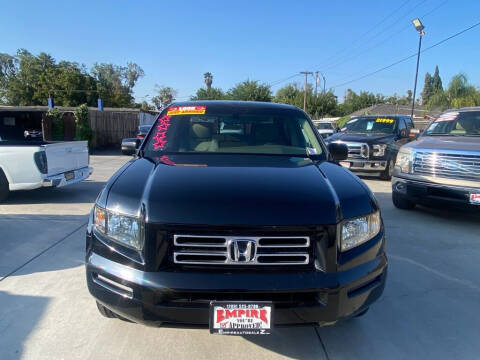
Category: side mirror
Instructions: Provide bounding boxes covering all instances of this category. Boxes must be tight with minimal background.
[409,129,421,139]
[121,138,141,156]
[399,129,409,138]
[328,142,348,161]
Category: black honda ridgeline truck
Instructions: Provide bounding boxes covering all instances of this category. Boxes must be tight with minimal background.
[86,101,387,335]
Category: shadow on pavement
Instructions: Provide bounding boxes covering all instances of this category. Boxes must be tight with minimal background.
[243,327,327,359]
[0,214,87,279]
[0,291,50,360]
[3,180,105,205]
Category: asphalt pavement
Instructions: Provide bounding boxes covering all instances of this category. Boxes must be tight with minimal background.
[0,154,479,360]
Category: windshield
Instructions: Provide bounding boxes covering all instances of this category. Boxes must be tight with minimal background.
[344,117,397,134]
[425,111,480,136]
[143,106,323,157]
[315,123,333,130]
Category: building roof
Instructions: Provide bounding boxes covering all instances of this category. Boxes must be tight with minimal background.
[349,103,441,119]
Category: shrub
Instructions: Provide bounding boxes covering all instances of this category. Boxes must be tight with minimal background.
[47,108,64,141]
[74,104,93,146]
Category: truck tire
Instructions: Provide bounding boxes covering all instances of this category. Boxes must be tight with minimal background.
[392,192,416,210]
[0,169,9,202]
[355,307,369,318]
[380,158,395,180]
[96,301,116,318]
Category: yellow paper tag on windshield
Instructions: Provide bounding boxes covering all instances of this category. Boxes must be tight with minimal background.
[376,118,394,124]
[167,106,206,116]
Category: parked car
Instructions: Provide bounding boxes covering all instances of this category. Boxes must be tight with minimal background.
[392,107,480,210]
[24,129,43,140]
[137,125,152,140]
[121,138,140,155]
[0,139,92,202]
[325,115,415,180]
[313,121,336,139]
[86,101,387,334]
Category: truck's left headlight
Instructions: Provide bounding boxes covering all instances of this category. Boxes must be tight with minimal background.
[94,206,144,250]
[372,144,387,157]
[340,211,381,252]
[395,148,414,174]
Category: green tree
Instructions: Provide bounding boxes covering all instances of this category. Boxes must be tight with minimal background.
[191,87,225,100]
[91,62,144,107]
[427,73,480,110]
[274,84,303,108]
[421,72,433,104]
[432,65,443,94]
[0,53,17,104]
[227,80,272,102]
[151,85,177,110]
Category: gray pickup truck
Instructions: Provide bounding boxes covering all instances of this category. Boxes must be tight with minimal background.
[392,107,480,210]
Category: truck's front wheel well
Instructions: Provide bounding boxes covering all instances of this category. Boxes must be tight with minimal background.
[0,167,10,202]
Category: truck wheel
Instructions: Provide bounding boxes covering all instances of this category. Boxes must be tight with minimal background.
[355,307,369,318]
[0,170,9,202]
[392,192,416,210]
[380,159,394,180]
[96,301,116,318]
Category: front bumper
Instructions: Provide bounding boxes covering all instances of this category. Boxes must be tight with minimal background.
[86,249,387,327]
[43,166,93,188]
[392,176,480,208]
[344,159,387,174]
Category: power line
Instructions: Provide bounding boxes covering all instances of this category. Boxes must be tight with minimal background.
[310,0,413,70]
[268,73,301,88]
[318,0,439,73]
[329,19,480,89]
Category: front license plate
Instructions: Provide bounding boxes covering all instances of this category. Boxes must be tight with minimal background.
[65,171,75,181]
[210,302,273,335]
[469,193,480,205]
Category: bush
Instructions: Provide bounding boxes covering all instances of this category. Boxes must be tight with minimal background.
[74,104,93,146]
[47,108,64,141]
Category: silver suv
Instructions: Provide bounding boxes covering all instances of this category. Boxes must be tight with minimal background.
[392,107,480,210]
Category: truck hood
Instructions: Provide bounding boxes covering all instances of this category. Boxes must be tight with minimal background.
[327,132,396,145]
[402,135,480,152]
[103,155,376,226]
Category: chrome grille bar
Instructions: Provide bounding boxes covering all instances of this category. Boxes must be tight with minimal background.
[173,235,310,266]
[413,151,480,182]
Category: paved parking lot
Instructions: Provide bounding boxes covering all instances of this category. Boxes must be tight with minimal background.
[1,154,479,360]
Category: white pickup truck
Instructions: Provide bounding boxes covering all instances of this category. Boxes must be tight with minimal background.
[0,140,93,202]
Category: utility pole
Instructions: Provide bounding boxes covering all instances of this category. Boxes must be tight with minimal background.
[315,71,319,97]
[300,71,313,111]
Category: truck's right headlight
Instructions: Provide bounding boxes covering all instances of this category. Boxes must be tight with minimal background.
[395,148,415,174]
[94,206,144,250]
[340,211,381,252]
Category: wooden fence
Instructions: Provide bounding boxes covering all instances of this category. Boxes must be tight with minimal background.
[88,110,139,148]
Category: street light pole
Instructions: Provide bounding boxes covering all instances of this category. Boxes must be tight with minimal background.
[411,18,425,119]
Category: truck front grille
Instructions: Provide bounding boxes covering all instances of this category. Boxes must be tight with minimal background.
[338,142,369,159]
[413,151,480,182]
[173,235,310,266]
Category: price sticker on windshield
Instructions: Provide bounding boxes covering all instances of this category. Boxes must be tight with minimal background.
[376,118,394,124]
[470,194,480,205]
[435,112,459,122]
[167,106,206,116]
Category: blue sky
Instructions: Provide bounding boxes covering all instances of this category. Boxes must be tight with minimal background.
[1,0,479,103]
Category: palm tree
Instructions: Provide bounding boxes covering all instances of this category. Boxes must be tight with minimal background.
[204,72,213,90]
[427,74,479,110]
